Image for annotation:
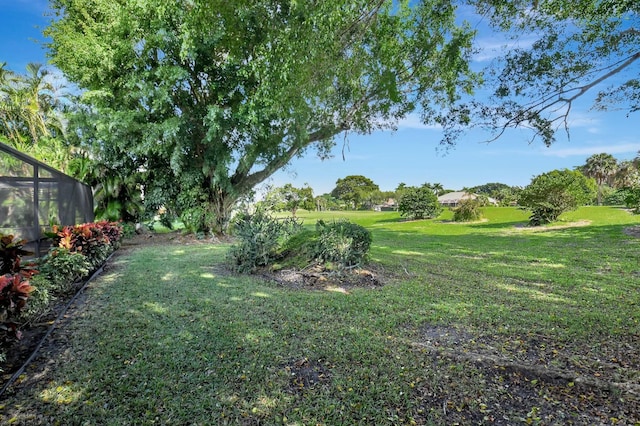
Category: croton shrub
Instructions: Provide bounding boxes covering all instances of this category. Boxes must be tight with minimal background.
[51,220,124,268]
[0,221,123,355]
[0,234,37,343]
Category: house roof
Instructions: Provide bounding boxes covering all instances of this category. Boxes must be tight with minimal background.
[438,191,474,203]
[437,191,498,205]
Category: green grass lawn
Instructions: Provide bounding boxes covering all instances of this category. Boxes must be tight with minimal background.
[2,207,639,425]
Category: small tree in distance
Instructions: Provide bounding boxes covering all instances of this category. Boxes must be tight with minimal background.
[453,198,484,222]
[519,169,596,226]
[398,186,442,220]
[262,184,314,216]
[331,175,379,210]
[581,153,618,205]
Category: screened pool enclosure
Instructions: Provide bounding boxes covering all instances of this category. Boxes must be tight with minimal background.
[0,142,94,256]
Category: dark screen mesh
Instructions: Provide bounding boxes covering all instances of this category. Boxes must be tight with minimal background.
[0,142,94,256]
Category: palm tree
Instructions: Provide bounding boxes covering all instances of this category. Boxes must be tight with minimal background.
[0,63,72,170]
[582,153,618,205]
[431,182,445,196]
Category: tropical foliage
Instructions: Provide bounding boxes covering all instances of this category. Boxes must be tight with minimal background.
[228,209,302,273]
[581,153,619,205]
[0,62,72,172]
[0,233,37,343]
[1,222,123,364]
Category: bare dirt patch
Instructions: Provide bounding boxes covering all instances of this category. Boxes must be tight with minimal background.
[283,357,332,393]
[623,225,640,238]
[407,324,640,425]
[511,220,592,232]
[257,264,387,293]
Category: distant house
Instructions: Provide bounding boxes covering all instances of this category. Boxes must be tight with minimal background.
[374,198,397,211]
[437,191,497,208]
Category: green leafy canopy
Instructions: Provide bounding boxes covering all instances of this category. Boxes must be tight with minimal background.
[45,0,478,233]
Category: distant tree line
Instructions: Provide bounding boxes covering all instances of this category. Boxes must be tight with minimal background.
[263,150,640,226]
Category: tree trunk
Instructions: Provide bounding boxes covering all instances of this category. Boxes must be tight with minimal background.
[210,188,237,235]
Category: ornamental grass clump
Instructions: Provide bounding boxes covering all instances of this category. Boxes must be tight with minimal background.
[228,209,302,273]
[313,219,372,268]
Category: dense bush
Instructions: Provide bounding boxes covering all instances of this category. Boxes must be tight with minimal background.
[0,234,37,341]
[0,274,35,324]
[604,188,632,206]
[453,198,484,222]
[313,220,372,267]
[228,209,302,272]
[38,248,92,295]
[624,188,640,214]
[519,169,597,226]
[398,186,442,220]
[17,274,51,324]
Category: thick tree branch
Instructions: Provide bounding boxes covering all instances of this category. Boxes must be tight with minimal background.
[235,124,348,193]
[485,50,640,144]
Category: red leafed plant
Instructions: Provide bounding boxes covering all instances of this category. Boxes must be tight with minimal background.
[51,223,114,267]
[0,233,34,275]
[0,273,36,340]
[0,233,38,341]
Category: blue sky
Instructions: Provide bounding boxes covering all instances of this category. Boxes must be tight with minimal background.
[2,1,639,195]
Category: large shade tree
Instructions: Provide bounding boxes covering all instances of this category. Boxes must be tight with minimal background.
[46,0,478,233]
[331,175,380,210]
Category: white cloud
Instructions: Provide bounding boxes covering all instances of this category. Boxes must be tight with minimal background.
[473,36,537,62]
[542,143,640,158]
[566,112,601,129]
[396,114,441,130]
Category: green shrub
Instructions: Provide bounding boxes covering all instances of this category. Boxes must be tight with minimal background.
[313,220,372,268]
[278,230,318,269]
[17,274,52,323]
[228,209,302,273]
[398,186,442,220]
[39,248,91,295]
[453,198,484,222]
[180,205,214,235]
[624,187,640,213]
[519,169,597,226]
[604,188,632,206]
[527,202,565,226]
